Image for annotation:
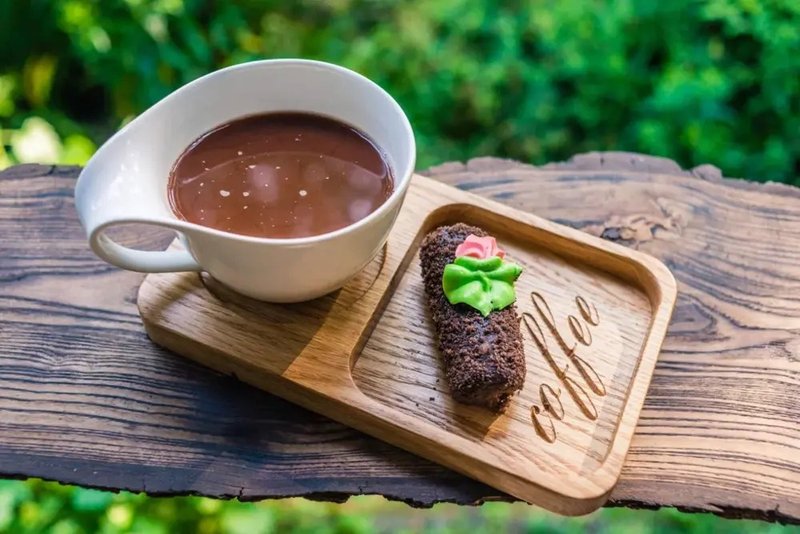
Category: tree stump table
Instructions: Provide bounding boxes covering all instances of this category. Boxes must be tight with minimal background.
[1,153,798,524]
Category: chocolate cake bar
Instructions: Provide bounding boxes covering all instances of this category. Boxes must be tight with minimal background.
[420,223,526,412]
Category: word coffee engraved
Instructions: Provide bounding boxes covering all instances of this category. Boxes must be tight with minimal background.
[522,293,606,443]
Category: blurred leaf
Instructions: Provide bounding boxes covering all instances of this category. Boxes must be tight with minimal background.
[129,516,170,534]
[221,505,275,534]
[106,503,134,529]
[61,133,96,164]
[10,116,62,163]
[333,513,372,534]
[50,519,83,534]
[197,498,222,515]
[70,488,114,513]
[0,491,14,531]
[22,55,57,107]
[0,74,17,117]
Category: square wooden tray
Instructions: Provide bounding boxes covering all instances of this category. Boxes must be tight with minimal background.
[138,174,677,515]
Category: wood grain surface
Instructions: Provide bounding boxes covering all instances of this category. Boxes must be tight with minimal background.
[138,175,676,515]
[1,155,798,523]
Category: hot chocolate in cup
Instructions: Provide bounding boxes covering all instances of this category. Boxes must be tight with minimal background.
[75,59,416,302]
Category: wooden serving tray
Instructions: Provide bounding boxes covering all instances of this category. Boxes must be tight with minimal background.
[138,174,677,515]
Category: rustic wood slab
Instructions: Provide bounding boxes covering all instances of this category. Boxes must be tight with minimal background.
[138,175,677,515]
[0,155,798,523]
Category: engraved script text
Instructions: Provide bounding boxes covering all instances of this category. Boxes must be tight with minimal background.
[523,293,606,443]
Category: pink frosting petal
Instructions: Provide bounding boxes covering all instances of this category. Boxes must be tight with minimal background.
[455,234,506,259]
[455,241,485,258]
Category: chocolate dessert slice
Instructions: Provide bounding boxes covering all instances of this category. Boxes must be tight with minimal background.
[420,223,526,412]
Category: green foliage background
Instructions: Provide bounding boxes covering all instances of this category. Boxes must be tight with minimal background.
[0,479,794,534]
[1,0,799,531]
[1,0,799,181]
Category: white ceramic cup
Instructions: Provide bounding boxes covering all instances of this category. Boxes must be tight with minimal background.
[75,59,416,302]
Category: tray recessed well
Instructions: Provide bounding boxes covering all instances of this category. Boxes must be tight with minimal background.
[137,174,677,515]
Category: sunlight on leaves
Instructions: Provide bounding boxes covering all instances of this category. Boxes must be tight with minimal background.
[107,503,134,529]
[61,133,97,164]
[10,117,62,163]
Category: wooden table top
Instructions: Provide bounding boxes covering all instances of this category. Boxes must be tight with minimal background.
[1,153,798,524]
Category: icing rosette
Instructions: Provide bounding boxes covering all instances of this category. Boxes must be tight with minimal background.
[442,234,522,316]
[454,235,506,259]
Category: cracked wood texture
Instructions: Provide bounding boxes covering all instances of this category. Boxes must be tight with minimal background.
[0,153,798,524]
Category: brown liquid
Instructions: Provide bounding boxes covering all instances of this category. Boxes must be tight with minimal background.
[168,112,394,238]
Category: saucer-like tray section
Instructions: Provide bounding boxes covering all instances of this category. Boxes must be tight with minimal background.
[138,174,677,515]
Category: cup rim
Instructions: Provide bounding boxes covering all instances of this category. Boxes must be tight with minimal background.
[157,58,417,246]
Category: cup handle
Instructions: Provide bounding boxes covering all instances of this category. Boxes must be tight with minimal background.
[90,220,202,273]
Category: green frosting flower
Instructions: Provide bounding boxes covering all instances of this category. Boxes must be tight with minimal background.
[442,255,523,316]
